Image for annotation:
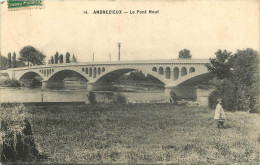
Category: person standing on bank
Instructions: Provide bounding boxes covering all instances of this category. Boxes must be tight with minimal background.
[214,99,226,128]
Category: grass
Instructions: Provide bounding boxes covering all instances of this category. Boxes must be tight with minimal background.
[4,103,259,164]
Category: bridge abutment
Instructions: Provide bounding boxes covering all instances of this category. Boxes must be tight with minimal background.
[87,82,114,91]
[165,85,197,100]
[42,80,65,89]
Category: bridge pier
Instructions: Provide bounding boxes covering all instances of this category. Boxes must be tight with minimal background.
[87,82,114,91]
[42,80,65,89]
[165,85,197,100]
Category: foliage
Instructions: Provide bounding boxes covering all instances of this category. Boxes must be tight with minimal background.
[51,56,54,64]
[12,52,16,68]
[170,90,178,105]
[232,49,259,112]
[2,79,21,87]
[88,92,96,104]
[0,105,42,162]
[178,49,192,59]
[0,53,25,70]
[7,52,12,68]
[19,46,46,65]
[207,49,259,113]
[0,53,8,70]
[71,54,77,62]
[232,48,258,86]
[66,52,70,63]
[206,50,233,80]
[209,80,237,111]
[59,54,64,63]
[16,60,26,68]
[113,93,127,104]
[129,70,146,81]
[208,89,221,109]
[221,79,236,110]
[54,52,59,64]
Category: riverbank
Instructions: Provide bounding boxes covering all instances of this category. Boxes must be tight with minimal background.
[6,103,258,164]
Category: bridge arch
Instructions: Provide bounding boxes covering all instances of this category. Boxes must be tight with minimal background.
[47,69,89,81]
[89,68,93,77]
[152,67,157,72]
[159,67,163,75]
[93,67,97,78]
[93,66,169,85]
[18,71,44,81]
[18,71,44,87]
[177,72,212,86]
[165,67,171,79]
[98,67,101,75]
[173,67,179,80]
[181,67,187,76]
[189,67,195,73]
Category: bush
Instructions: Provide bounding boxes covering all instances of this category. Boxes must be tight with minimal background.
[88,92,96,104]
[208,90,221,109]
[221,79,236,110]
[208,79,236,111]
[0,104,43,162]
[2,79,21,87]
[170,90,178,105]
[113,93,127,104]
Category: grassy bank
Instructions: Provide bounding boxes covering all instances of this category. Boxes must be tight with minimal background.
[5,104,259,164]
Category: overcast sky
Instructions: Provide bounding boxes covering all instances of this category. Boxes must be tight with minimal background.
[0,0,259,62]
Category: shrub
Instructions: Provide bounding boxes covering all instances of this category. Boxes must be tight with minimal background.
[221,79,236,110]
[208,90,221,109]
[113,93,127,104]
[88,92,96,104]
[2,79,21,87]
[170,90,178,105]
[0,104,43,162]
[208,79,236,111]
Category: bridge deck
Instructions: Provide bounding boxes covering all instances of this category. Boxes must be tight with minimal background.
[4,59,210,71]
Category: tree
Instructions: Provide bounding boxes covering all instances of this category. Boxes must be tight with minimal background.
[7,53,12,68]
[207,48,259,113]
[232,49,258,87]
[19,46,46,66]
[232,48,259,112]
[179,49,192,59]
[0,53,8,70]
[51,56,54,64]
[12,52,16,68]
[206,50,233,80]
[71,54,77,62]
[54,52,59,64]
[59,54,64,63]
[66,52,70,63]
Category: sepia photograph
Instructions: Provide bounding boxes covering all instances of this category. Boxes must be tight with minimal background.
[0,0,259,164]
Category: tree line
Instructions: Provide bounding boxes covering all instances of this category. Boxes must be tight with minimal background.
[206,48,259,113]
[48,52,77,64]
[0,52,25,70]
[0,46,79,70]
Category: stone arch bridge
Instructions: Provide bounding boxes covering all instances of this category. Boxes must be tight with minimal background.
[3,59,210,97]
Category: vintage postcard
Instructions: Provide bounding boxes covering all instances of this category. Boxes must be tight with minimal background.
[0,0,259,164]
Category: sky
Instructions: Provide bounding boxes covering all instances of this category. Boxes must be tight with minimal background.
[0,0,259,62]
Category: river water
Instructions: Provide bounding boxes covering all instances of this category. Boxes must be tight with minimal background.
[0,87,212,106]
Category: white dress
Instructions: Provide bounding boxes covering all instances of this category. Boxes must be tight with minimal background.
[214,103,226,120]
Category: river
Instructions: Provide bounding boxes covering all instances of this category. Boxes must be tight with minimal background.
[0,87,213,106]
